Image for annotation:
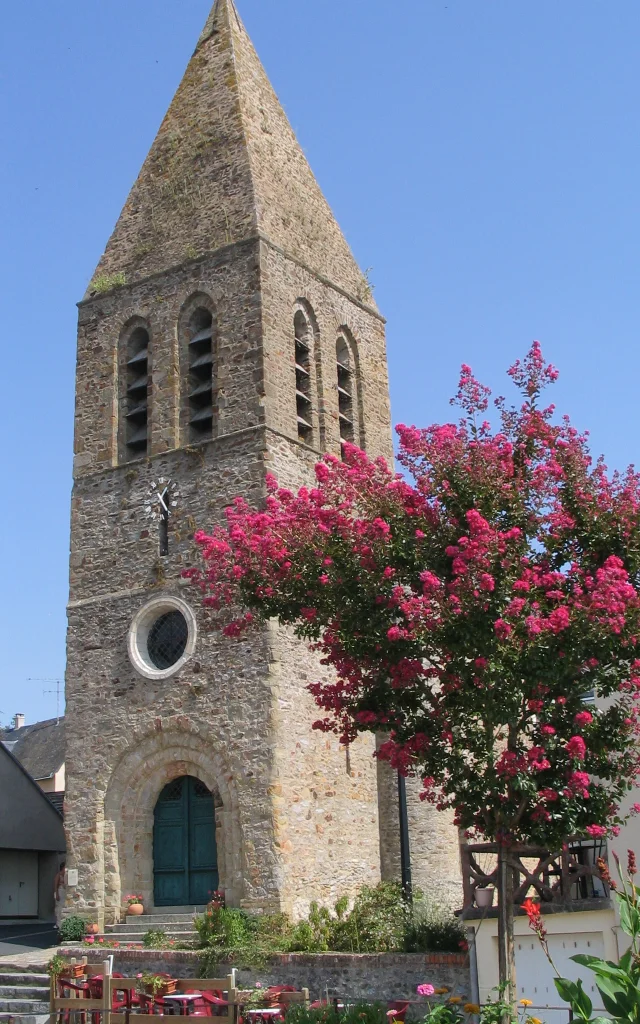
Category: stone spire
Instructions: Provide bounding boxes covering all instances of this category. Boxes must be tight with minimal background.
[88,0,373,305]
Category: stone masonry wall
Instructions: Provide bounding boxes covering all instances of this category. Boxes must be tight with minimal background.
[65,949,470,1005]
[66,236,392,924]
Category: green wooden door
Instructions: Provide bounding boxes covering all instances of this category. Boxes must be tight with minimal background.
[153,777,218,906]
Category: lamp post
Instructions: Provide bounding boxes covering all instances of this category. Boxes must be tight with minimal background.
[397,772,413,905]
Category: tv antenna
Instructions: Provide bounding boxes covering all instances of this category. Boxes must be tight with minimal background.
[28,678,64,725]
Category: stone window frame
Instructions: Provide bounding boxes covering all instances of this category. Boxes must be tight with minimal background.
[293,299,323,449]
[117,316,153,464]
[128,595,198,681]
[335,326,364,451]
[178,292,218,448]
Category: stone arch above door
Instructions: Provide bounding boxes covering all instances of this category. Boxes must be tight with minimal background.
[103,722,241,923]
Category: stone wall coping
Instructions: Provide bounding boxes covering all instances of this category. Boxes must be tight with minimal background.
[62,947,467,968]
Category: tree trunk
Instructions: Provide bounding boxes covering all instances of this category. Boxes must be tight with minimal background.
[497,843,517,1016]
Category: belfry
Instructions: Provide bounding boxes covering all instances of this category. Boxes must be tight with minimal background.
[64,0,461,924]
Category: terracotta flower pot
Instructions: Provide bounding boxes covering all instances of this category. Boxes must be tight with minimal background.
[474,887,495,908]
[145,980,177,996]
[85,924,100,935]
[61,964,86,979]
[128,903,144,915]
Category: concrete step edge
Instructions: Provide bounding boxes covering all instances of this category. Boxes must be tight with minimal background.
[0,1001,50,1013]
[0,976,49,985]
[122,921,197,929]
[0,988,50,999]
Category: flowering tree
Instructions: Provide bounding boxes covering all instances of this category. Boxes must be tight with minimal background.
[187,343,640,1002]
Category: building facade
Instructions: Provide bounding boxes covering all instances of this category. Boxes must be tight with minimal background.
[64,0,461,926]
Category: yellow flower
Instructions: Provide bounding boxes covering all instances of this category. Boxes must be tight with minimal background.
[448,997,463,1005]
[519,1000,533,1008]
[527,1017,543,1024]
[463,1005,480,1014]
[435,988,450,995]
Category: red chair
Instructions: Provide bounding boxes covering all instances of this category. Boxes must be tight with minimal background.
[56,977,91,1024]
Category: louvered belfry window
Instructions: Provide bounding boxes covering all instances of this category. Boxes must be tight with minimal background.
[188,309,214,441]
[295,311,313,443]
[125,326,150,456]
[336,337,354,448]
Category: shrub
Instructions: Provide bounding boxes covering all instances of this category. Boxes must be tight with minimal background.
[59,916,87,942]
[404,903,466,954]
[142,928,169,949]
[286,1004,389,1024]
[196,881,463,965]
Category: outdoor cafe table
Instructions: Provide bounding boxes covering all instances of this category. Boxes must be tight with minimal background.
[245,1009,283,1022]
[159,993,204,1016]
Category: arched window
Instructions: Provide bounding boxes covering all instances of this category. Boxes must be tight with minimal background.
[336,336,355,449]
[187,308,214,441]
[295,310,313,444]
[125,326,150,457]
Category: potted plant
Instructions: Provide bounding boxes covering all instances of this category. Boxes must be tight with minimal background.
[85,923,100,935]
[126,894,145,915]
[474,884,495,909]
[48,955,85,979]
[137,972,177,997]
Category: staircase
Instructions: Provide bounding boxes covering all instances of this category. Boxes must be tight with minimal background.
[0,966,50,1024]
[103,907,204,945]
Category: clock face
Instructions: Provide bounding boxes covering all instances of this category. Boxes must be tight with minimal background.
[145,478,180,521]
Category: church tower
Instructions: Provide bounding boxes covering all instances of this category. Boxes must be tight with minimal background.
[64,0,461,925]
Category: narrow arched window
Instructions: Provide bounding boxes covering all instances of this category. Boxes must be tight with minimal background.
[125,327,150,457]
[188,308,214,441]
[336,336,354,449]
[295,310,313,444]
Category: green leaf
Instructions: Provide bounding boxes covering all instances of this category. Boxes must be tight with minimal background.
[618,897,640,939]
[555,978,590,1019]
[593,974,638,1019]
[572,954,628,981]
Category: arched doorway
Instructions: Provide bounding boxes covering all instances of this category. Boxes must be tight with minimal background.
[153,776,218,906]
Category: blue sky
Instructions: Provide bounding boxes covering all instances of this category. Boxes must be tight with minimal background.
[2,0,640,725]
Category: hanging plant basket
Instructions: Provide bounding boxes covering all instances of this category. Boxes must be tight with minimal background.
[474,886,495,908]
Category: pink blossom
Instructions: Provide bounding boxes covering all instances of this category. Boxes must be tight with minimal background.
[586,824,607,837]
[494,619,512,639]
[574,711,593,727]
[417,985,435,997]
[566,736,587,760]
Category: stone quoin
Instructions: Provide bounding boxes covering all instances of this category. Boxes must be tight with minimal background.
[64,0,462,926]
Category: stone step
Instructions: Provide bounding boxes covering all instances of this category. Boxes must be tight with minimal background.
[0,976,49,987]
[108,923,197,935]
[0,1016,49,1024]
[0,987,49,1000]
[99,930,196,942]
[109,925,195,933]
[0,999,50,1014]
[149,906,205,915]
[120,921,197,929]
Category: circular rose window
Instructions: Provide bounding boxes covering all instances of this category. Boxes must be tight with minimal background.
[128,597,197,680]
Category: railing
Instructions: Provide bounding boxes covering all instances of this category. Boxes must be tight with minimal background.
[460,837,610,909]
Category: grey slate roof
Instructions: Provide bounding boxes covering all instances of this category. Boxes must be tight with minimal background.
[1,717,65,781]
[0,743,65,850]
